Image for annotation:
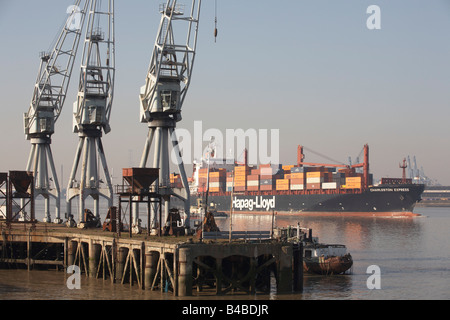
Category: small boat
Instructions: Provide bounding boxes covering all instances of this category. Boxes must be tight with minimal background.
[302,242,353,275]
[273,224,353,275]
[190,198,228,218]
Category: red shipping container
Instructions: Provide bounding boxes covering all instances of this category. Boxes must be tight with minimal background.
[306,183,321,190]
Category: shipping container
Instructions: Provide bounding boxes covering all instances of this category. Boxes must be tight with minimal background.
[260,185,274,191]
[282,165,295,171]
[306,177,325,184]
[291,166,305,173]
[234,181,246,187]
[209,182,225,188]
[247,180,259,187]
[322,182,338,189]
[346,177,362,184]
[276,184,289,191]
[306,183,321,190]
[290,184,304,190]
[234,175,247,181]
[260,179,274,186]
[290,172,305,179]
[306,171,324,178]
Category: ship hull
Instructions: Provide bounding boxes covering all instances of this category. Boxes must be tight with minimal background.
[303,254,353,275]
[190,184,425,216]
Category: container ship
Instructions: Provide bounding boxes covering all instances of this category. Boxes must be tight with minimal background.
[172,145,425,217]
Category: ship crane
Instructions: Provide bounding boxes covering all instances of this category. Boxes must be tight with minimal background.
[136,0,201,232]
[23,1,90,223]
[66,0,115,223]
[298,144,370,189]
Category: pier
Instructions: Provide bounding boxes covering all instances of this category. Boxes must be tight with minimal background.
[0,169,304,296]
[0,223,303,296]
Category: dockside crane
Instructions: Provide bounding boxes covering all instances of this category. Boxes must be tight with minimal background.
[66,0,115,224]
[23,1,89,223]
[136,0,202,232]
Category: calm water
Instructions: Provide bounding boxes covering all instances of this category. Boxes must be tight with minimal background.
[1,206,449,300]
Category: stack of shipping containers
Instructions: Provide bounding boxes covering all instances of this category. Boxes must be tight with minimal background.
[194,163,372,194]
[247,168,260,191]
[234,166,249,192]
[290,166,305,190]
[170,173,183,189]
[260,164,278,191]
[197,168,208,193]
[209,168,226,193]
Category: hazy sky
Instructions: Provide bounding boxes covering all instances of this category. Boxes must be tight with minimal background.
[0,0,449,186]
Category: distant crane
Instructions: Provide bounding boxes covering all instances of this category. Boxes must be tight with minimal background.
[66,0,115,223]
[23,1,89,223]
[136,0,201,232]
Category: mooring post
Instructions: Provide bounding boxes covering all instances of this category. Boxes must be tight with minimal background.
[88,240,100,278]
[115,246,127,281]
[27,229,32,271]
[215,257,223,295]
[277,245,293,293]
[293,243,303,292]
[144,251,158,290]
[67,240,77,267]
[178,247,192,297]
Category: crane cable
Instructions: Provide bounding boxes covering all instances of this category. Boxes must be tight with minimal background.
[302,146,347,166]
[214,0,218,42]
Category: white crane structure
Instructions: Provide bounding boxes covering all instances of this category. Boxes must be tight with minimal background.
[137,0,201,231]
[66,0,115,223]
[23,1,89,223]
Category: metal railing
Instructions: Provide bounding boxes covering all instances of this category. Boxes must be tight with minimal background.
[202,231,271,241]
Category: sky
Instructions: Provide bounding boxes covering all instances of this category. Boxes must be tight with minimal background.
[0,0,449,186]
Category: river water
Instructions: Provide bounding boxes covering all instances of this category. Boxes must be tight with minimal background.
[0,206,449,300]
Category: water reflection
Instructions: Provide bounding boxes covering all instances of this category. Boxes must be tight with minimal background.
[6,205,449,300]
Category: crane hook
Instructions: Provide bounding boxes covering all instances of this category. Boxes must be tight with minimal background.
[214,0,218,42]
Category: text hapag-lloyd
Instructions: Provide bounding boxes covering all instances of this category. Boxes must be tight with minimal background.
[233,196,275,211]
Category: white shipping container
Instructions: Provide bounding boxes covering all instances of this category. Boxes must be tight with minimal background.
[260,168,275,175]
[247,180,259,187]
[322,182,337,189]
[290,184,304,190]
[209,182,224,188]
[306,177,324,184]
